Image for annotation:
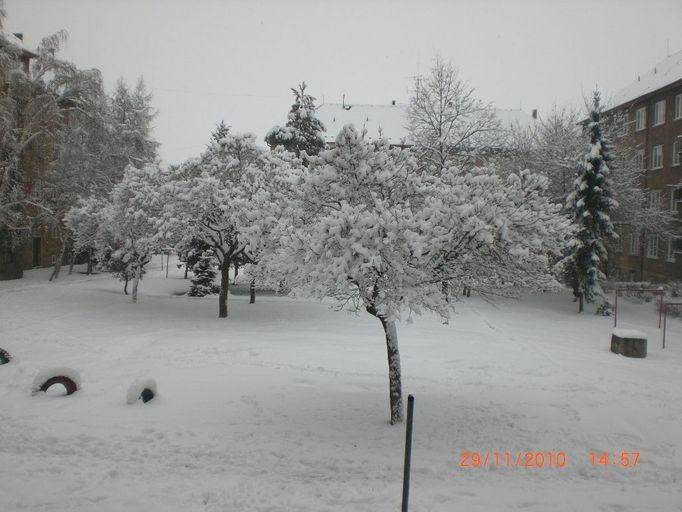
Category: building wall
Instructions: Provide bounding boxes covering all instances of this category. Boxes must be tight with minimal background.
[608,80,682,282]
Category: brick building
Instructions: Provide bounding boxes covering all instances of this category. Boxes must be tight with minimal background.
[0,31,62,280]
[604,50,682,282]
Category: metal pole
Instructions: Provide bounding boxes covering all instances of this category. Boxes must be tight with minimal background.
[402,395,415,512]
[658,292,662,328]
[662,304,667,349]
[614,289,618,328]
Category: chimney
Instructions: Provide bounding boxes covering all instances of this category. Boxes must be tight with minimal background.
[391,100,396,106]
[532,109,538,120]
[12,33,23,41]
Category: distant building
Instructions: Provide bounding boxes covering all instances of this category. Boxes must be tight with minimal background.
[0,31,62,280]
[604,50,682,282]
[316,101,536,149]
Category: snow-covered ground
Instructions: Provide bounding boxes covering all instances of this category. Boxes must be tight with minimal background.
[0,260,680,512]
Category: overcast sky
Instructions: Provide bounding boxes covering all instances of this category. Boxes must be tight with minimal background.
[6,0,682,165]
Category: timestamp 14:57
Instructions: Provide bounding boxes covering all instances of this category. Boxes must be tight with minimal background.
[590,451,640,468]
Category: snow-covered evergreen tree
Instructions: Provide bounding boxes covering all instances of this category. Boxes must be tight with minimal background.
[210,120,230,144]
[259,125,571,424]
[188,250,219,296]
[560,92,617,312]
[265,82,325,159]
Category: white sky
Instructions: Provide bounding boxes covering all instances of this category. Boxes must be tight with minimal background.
[6,0,682,166]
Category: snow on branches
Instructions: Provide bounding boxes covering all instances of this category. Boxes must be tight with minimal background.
[560,92,617,312]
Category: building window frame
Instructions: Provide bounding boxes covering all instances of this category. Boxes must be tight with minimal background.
[649,189,661,209]
[629,233,640,255]
[635,107,646,131]
[675,94,682,120]
[674,138,681,166]
[653,100,666,126]
[667,237,678,262]
[634,149,645,171]
[646,234,659,259]
[614,232,623,253]
[651,144,664,169]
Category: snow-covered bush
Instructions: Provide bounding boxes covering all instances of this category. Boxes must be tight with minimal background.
[0,348,11,364]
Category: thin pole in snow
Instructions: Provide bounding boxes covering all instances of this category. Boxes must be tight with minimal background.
[662,304,667,349]
[614,289,618,328]
[402,394,415,512]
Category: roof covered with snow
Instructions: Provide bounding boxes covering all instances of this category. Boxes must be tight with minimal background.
[610,49,682,109]
[316,102,535,146]
[0,30,37,58]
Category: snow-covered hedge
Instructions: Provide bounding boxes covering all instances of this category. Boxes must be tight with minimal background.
[126,378,157,404]
[31,367,81,395]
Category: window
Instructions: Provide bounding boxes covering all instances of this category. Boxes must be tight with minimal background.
[634,150,645,171]
[668,238,677,262]
[629,233,640,255]
[672,187,682,211]
[649,190,661,209]
[51,253,57,264]
[615,232,623,253]
[674,138,681,166]
[653,100,666,126]
[50,223,60,239]
[675,94,682,120]
[635,107,646,131]
[651,145,663,169]
[646,234,659,259]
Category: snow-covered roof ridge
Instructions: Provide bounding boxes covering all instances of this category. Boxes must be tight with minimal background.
[611,49,682,109]
[0,30,37,57]
[316,102,535,145]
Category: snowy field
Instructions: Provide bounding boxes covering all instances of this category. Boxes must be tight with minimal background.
[0,260,680,512]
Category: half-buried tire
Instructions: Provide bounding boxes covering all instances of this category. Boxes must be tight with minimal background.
[0,348,11,364]
[126,378,157,404]
[32,367,81,396]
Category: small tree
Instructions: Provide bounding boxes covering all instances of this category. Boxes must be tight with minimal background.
[406,57,499,174]
[265,82,326,159]
[261,126,571,424]
[188,250,219,296]
[560,92,617,312]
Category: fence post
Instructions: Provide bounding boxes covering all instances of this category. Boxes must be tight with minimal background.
[402,395,415,512]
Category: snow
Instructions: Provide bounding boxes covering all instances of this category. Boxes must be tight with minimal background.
[612,328,647,339]
[316,103,536,146]
[610,49,682,109]
[1,261,681,511]
[31,367,82,393]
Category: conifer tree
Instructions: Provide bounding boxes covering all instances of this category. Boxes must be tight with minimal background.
[561,92,617,313]
[188,250,219,297]
[265,82,325,158]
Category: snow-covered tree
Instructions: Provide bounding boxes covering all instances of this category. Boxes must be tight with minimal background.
[210,120,230,145]
[260,125,571,424]
[406,57,500,174]
[560,92,617,312]
[109,77,159,172]
[503,107,583,205]
[168,133,298,317]
[265,82,326,159]
[188,250,219,297]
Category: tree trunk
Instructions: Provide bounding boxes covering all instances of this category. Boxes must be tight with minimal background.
[184,264,189,279]
[124,278,129,295]
[378,315,403,424]
[578,293,584,313]
[250,278,256,304]
[165,253,170,278]
[68,248,75,275]
[233,261,239,285]
[87,247,93,275]
[49,243,66,282]
[219,259,230,318]
[131,265,142,303]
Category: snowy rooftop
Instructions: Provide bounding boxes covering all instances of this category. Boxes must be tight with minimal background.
[610,49,682,109]
[0,30,37,58]
[316,102,535,146]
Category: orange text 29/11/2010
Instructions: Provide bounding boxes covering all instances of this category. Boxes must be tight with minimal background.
[459,451,641,469]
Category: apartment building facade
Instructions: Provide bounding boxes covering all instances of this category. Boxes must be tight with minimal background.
[604,50,682,282]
